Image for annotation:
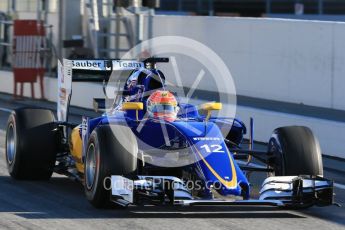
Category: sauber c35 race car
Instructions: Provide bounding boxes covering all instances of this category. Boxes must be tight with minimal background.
[5,57,334,209]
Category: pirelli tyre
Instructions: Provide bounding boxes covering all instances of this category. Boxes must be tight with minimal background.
[84,125,138,208]
[5,108,57,180]
[268,126,323,176]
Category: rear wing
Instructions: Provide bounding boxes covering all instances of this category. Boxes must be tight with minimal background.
[70,59,143,82]
[57,58,169,121]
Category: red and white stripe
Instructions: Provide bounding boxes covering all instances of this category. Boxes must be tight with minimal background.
[13,35,46,69]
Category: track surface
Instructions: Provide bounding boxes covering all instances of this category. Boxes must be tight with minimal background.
[0,96,344,230]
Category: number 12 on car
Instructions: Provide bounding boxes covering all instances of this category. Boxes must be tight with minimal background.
[200,144,225,153]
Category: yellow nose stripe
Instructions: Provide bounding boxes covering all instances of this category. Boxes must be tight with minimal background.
[195,147,237,189]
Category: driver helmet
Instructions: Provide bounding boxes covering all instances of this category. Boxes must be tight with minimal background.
[147,90,179,122]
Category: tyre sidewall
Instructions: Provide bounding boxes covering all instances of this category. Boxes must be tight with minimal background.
[5,108,57,180]
[6,114,21,177]
[84,125,138,208]
[84,129,110,208]
[269,126,323,176]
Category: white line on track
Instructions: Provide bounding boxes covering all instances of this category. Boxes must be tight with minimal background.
[131,211,276,215]
[0,107,12,113]
[334,183,345,190]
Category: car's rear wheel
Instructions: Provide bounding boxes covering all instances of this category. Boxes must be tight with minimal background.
[5,108,57,180]
[268,126,323,176]
[84,125,138,208]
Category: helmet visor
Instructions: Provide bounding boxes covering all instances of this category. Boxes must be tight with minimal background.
[150,104,176,113]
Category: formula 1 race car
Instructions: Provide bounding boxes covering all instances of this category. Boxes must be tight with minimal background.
[5,57,334,209]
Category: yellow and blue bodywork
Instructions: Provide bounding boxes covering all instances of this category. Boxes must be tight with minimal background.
[70,102,250,199]
[70,126,84,173]
[68,65,249,199]
[59,59,333,207]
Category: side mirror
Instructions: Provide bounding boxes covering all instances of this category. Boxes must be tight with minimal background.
[122,102,144,121]
[201,102,222,122]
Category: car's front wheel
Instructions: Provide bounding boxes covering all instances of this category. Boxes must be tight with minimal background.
[84,125,138,208]
[268,126,323,177]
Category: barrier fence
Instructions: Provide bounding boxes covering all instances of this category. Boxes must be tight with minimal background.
[12,20,47,99]
[0,18,54,99]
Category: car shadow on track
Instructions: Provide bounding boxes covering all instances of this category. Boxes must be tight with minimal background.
[0,175,305,220]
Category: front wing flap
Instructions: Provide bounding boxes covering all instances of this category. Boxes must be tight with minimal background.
[259,176,334,207]
[110,175,334,208]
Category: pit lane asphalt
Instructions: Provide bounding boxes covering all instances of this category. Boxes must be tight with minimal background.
[0,95,344,230]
